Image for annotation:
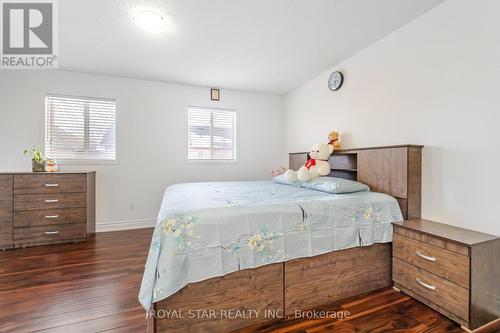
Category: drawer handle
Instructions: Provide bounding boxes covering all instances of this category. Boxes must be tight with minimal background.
[416,277,436,291]
[45,231,59,235]
[45,199,59,203]
[45,183,59,187]
[416,250,436,262]
[45,215,59,219]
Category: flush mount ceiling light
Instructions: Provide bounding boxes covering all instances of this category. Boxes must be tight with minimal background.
[132,9,170,34]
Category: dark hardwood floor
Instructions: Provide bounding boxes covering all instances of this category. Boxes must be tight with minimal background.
[0,228,473,332]
[0,229,151,333]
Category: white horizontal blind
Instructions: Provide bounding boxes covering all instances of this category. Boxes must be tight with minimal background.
[188,106,236,160]
[45,94,116,160]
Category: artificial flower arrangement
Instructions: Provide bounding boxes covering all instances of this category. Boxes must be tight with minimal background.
[23,146,46,172]
[23,146,58,172]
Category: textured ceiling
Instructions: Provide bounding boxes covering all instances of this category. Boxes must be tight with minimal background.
[58,0,445,94]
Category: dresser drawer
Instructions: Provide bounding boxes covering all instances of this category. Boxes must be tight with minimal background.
[393,233,469,288]
[0,195,12,222]
[0,176,13,196]
[14,174,86,195]
[14,193,86,211]
[14,208,86,227]
[0,176,13,249]
[393,258,469,321]
[0,193,13,248]
[0,224,13,249]
[14,223,87,247]
[0,176,13,218]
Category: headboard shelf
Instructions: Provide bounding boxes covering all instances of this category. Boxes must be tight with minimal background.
[332,168,357,172]
[289,144,423,220]
[330,170,357,181]
[290,144,423,156]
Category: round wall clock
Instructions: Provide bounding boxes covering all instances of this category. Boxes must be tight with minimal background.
[328,71,344,91]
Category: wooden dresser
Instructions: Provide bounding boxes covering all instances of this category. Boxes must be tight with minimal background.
[392,219,500,331]
[0,172,95,249]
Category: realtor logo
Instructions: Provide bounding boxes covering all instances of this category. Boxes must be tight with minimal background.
[1,0,58,69]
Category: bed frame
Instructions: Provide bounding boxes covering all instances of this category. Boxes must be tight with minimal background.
[153,145,423,333]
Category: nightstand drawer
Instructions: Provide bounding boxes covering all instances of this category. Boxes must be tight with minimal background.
[14,174,86,195]
[393,233,469,288]
[393,258,469,321]
[394,224,469,256]
[14,193,86,211]
[14,223,87,248]
[14,208,86,227]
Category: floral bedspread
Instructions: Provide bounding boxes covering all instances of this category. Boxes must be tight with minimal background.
[139,181,403,310]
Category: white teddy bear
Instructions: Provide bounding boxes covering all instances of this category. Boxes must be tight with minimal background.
[285,143,334,183]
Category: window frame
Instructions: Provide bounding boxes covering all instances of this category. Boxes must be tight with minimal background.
[186,104,238,164]
[43,93,119,165]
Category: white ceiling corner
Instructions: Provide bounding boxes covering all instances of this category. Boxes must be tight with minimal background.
[58,0,445,95]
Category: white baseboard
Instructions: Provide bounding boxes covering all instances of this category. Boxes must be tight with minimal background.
[96,218,156,232]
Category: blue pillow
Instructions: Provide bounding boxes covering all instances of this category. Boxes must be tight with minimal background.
[301,177,369,194]
[273,174,300,187]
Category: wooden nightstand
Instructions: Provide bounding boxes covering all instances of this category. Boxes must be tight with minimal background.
[392,219,500,332]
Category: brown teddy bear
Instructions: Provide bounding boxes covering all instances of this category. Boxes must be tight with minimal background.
[328,131,342,150]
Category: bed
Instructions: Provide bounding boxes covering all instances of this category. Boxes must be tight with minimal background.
[140,145,423,333]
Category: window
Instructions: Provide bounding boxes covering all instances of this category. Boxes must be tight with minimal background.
[188,106,236,161]
[45,94,116,161]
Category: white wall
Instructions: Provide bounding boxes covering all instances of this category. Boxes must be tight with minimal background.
[0,71,284,231]
[285,0,500,235]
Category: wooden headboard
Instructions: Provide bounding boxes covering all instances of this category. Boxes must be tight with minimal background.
[289,145,423,220]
